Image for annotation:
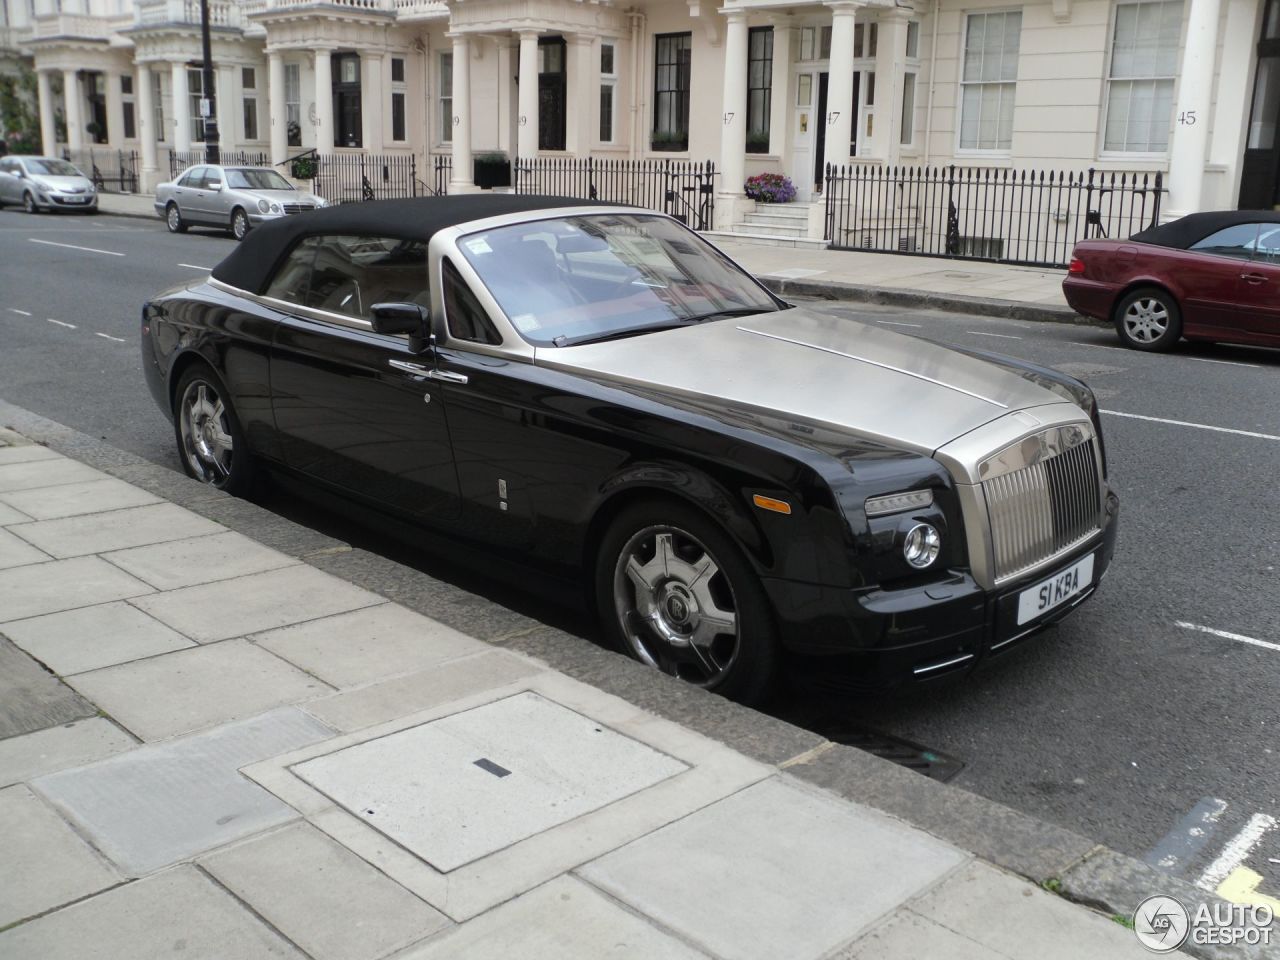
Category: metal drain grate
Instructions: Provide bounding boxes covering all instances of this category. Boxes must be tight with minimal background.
[808,722,965,782]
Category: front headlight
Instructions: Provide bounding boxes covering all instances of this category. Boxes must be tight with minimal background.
[311,195,327,207]
[270,202,282,214]
[865,489,934,518]
[257,199,270,213]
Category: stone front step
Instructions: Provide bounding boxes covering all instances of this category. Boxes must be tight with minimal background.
[733,221,809,238]
[703,230,829,250]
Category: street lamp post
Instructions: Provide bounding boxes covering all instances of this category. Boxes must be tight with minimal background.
[200,0,220,164]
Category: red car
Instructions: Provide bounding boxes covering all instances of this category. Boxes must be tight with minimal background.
[1063,211,1280,352]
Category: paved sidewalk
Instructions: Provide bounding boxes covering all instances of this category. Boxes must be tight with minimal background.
[97,192,157,220]
[0,424,1189,959]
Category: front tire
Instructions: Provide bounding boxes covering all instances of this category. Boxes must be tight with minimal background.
[166,202,187,234]
[1114,286,1181,351]
[231,207,250,241]
[595,499,779,705]
[23,192,39,214]
[172,364,255,495]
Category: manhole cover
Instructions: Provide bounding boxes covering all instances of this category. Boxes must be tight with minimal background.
[293,692,687,872]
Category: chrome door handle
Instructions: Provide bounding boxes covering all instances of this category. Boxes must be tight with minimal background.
[388,359,430,375]
[426,369,469,385]
[1242,273,1267,284]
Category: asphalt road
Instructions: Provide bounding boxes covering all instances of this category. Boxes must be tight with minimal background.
[2,209,1278,899]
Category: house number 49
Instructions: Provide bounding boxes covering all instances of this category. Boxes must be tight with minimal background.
[1177,110,1197,125]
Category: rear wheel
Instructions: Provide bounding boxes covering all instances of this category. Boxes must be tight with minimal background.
[172,364,255,495]
[231,207,250,241]
[166,202,187,234]
[1114,286,1181,351]
[596,499,779,705]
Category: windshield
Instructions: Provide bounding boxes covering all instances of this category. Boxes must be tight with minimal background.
[225,168,294,191]
[456,214,780,346]
[25,158,81,177]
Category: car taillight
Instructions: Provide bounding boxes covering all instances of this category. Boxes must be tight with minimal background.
[1068,257,1086,275]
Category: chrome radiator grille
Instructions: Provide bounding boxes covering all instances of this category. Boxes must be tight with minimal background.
[983,438,1102,581]
[281,203,315,215]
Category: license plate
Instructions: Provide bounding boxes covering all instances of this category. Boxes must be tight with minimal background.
[64,196,86,203]
[1016,553,1095,625]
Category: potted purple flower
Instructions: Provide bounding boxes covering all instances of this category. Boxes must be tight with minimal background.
[744,172,797,204]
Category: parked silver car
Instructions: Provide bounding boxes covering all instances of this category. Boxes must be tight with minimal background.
[0,155,98,213]
[154,165,326,240]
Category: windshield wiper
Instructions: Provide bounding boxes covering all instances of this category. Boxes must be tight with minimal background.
[677,306,772,324]
[551,307,771,348]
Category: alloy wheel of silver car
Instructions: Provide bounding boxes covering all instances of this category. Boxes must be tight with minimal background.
[178,380,235,485]
[231,208,250,241]
[1122,298,1169,344]
[166,203,186,234]
[612,524,741,686]
[23,192,37,214]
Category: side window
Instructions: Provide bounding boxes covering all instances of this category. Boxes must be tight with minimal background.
[262,237,321,303]
[1255,225,1280,265]
[442,258,501,345]
[178,166,203,187]
[1190,223,1261,261]
[305,235,429,321]
[204,167,223,189]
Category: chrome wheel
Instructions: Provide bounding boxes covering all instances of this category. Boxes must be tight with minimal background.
[612,525,740,686]
[23,192,37,214]
[232,208,249,240]
[1122,297,1169,344]
[178,380,234,484]
[166,203,183,233]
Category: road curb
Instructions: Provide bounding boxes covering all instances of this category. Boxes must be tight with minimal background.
[759,273,1110,328]
[0,397,1264,960]
[96,199,160,221]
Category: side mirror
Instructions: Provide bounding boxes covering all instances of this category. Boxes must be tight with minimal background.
[371,302,431,353]
[206,180,223,191]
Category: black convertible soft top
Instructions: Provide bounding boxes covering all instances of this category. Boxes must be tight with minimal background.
[1130,209,1280,249]
[210,194,615,294]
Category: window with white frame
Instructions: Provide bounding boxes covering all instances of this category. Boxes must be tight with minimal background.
[122,74,136,139]
[439,52,452,144]
[188,67,205,143]
[242,67,258,141]
[959,10,1021,151]
[152,71,165,143]
[1104,0,1182,152]
[599,42,617,143]
[391,56,406,142]
[284,62,301,146]
[901,72,916,145]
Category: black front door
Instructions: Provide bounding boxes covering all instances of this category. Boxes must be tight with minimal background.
[1240,0,1280,208]
[87,72,108,144]
[538,37,567,151]
[332,53,363,148]
[814,72,828,191]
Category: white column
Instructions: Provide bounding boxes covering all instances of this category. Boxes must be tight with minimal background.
[872,10,909,164]
[449,33,474,190]
[719,11,749,199]
[216,63,237,152]
[565,34,593,155]
[37,69,57,155]
[517,30,539,158]
[314,48,333,152]
[496,37,515,156]
[362,52,384,151]
[768,22,793,157]
[822,2,860,185]
[1209,0,1263,207]
[106,71,125,148]
[268,51,286,164]
[1165,0,1223,215]
[136,63,158,183]
[171,61,191,153]
[63,69,84,152]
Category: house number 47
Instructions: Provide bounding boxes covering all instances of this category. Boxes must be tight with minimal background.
[1178,110,1197,125]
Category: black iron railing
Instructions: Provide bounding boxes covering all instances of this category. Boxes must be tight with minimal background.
[513,156,717,231]
[309,153,419,204]
[168,149,268,180]
[64,148,140,193]
[431,155,451,196]
[823,165,1164,268]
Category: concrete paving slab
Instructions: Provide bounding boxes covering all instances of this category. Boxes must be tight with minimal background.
[580,776,968,960]
[0,638,96,739]
[0,526,49,569]
[296,691,687,873]
[302,651,545,732]
[104,530,297,591]
[3,601,196,676]
[130,565,384,643]
[68,639,329,741]
[0,457,106,493]
[0,555,154,622]
[201,822,450,960]
[910,860,1150,959]
[0,477,161,521]
[0,444,61,465]
[32,707,333,876]
[0,783,122,926]
[254,603,493,689]
[0,718,134,787]
[0,865,306,959]
[9,502,226,558]
[832,909,1001,959]
[400,875,710,959]
[0,501,32,525]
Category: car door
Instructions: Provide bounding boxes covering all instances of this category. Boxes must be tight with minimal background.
[0,158,17,202]
[172,167,203,222]
[267,234,461,525]
[201,165,232,225]
[1184,223,1260,337]
[1237,223,1280,342]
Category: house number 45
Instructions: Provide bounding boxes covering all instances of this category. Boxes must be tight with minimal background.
[1177,110,1197,125]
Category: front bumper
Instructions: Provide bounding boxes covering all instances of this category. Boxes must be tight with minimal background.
[44,193,97,210]
[767,487,1120,690]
